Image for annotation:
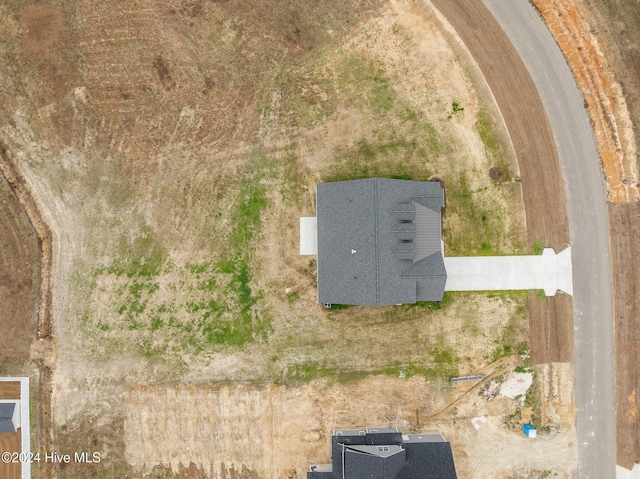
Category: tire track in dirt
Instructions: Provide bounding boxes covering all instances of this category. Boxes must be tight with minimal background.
[0,169,39,371]
[0,134,56,479]
[429,0,573,365]
[607,202,640,469]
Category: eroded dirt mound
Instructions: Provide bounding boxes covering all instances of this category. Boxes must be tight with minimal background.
[532,0,639,203]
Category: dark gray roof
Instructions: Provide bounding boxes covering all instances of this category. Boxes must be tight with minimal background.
[316,179,446,306]
[0,403,16,433]
[308,429,457,479]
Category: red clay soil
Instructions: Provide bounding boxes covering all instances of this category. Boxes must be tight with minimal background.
[608,202,640,469]
[431,0,573,364]
[529,0,640,466]
[531,0,639,203]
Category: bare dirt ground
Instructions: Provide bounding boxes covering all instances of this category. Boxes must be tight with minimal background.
[0,382,21,399]
[123,361,576,479]
[531,0,639,203]
[0,136,53,479]
[0,431,21,479]
[526,0,640,468]
[430,0,573,366]
[584,0,640,150]
[0,169,39,373]
[608,202,640,469]
[0,383,22,479]
[0,135,57,479]
[0,0,578,478]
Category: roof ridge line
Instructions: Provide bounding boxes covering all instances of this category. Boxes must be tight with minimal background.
[374,178,380,305]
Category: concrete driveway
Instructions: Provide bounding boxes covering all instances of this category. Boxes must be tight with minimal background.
[444,247,572,296]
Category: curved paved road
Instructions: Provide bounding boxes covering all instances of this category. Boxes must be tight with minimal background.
[430,0,615,476]
[480,1,615,478]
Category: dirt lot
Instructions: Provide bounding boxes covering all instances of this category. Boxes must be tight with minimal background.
[608,202,640,469]
[0,431,21,479]
[430,0,572,366]
[0,0,580,478]
[0,382,21,399]
[585,0,640,161]
[0,169,40,374]
[0,383,22,479]
[531,0,638,203]
[121,360,576,478]
[527,0,640,468]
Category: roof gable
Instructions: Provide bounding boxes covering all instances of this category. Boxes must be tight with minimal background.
[310,429,457,479]
[0,402,15,419]
[317,179,446,306]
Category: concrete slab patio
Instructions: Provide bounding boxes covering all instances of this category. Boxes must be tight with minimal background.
[444,247,573,296]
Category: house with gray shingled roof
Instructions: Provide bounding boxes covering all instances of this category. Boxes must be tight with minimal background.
[307,427,457,479]
[0,401,20,433]
[301,178,446,306]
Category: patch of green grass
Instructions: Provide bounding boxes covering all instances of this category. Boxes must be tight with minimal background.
[322,133,440,184]
[490,294,528,362]
[514,366,534,374]
[504,407,522,429]
[337,57,396,114]
[452,101,464,113]
[327,303,350,311]
[88,165,273,357]
[196,173,271,348]
[476,105,503,165]
[287,291,300,304]
[232,178,267,249]
[444,172,501,255]
[444,168,524,255]
[278,357,459,385]
[410,292,451,310]
[108,229,166,278]
[532,240,544,255]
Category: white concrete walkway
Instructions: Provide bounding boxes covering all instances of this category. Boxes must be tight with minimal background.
[617,464,640,479]
[444,247,572,296]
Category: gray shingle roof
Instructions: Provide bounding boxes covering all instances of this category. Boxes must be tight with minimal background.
[316,178,446,305]
[308,429,457,479]
[0,403,16,433]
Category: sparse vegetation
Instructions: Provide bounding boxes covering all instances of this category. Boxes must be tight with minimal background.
[532,240,544,255]
[504,407,523,429]
[0,0,541,476]
[515,366,534,374]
